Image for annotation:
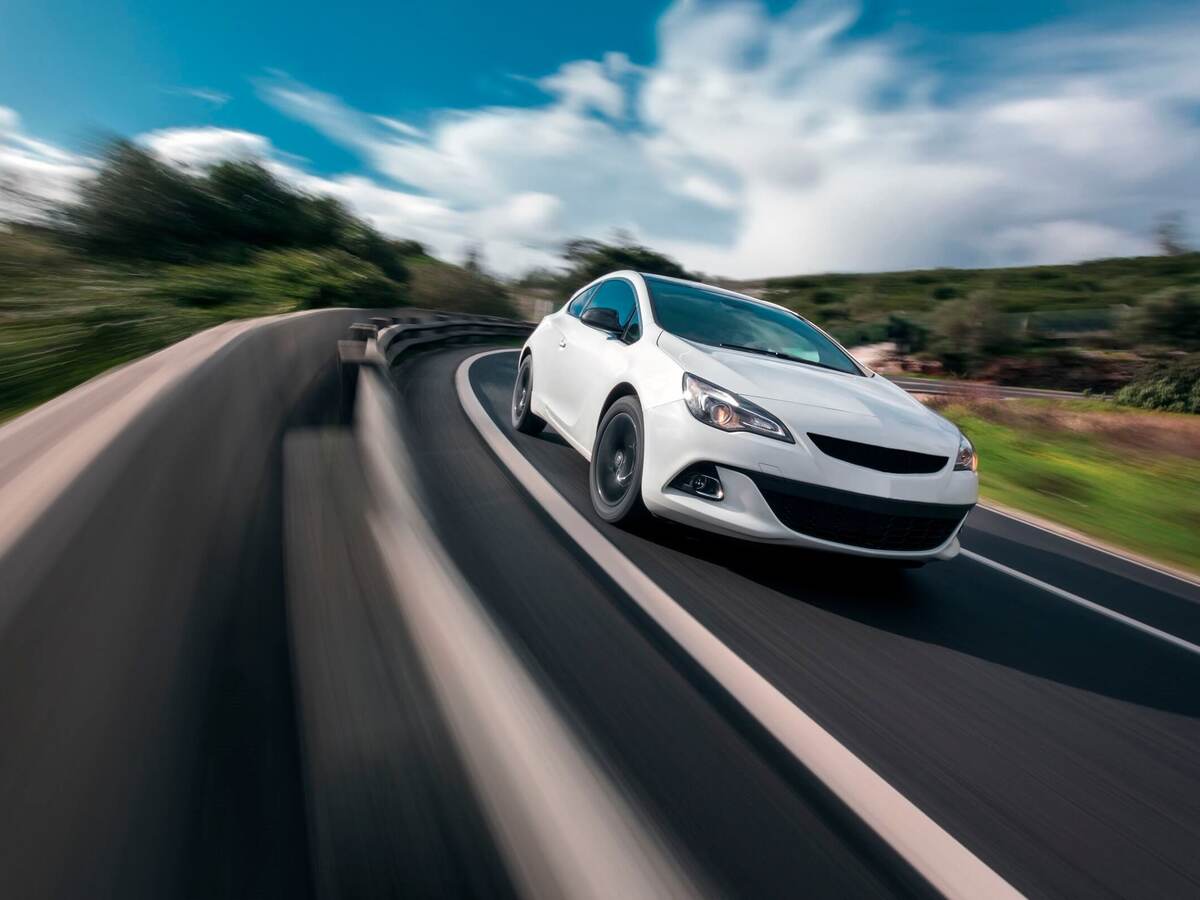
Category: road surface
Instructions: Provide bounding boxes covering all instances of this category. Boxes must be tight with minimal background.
[396,346,1200,898]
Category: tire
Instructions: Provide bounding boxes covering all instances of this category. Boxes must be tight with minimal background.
[589,396,649,525]
[511,355,546,435]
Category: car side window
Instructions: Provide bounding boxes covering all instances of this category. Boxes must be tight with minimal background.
[584,279,639,331]
[567,285,594,317]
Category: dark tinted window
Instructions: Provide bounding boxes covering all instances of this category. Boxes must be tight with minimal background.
[624,304,641,342]
[585,279,638,329]
[645,277,861,375]
[567,285,594,317]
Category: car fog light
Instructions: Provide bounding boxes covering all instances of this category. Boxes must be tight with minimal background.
[670,463,724,501]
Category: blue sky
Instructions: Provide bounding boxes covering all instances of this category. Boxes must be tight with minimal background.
[2,0,1198,275]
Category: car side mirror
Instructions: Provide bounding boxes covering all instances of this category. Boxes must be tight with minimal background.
[581,306,622,334]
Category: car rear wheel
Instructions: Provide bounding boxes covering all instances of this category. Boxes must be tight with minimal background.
[511,355,546,435]
[590,396,648,525]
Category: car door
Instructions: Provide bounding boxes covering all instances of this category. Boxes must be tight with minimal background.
[558,277,642,452]
[538,284,595,429]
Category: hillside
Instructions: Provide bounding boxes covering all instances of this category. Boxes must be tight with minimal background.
[725,252,1198,337]
[719,253,1200,390]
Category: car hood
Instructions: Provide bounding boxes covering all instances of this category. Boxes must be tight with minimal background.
[657,332,960,454]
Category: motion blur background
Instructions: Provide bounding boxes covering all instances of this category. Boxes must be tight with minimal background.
[3,4,1200,899]
[3,0,1197,571]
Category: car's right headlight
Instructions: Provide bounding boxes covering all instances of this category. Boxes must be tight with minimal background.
[682,373,794,443]
[954,433,977,472]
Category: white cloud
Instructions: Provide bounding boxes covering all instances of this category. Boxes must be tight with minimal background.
[537,52,632,119]
[140,127,272,169]
[0,107,94,222]
[993,220,1156,266]
[5,1,1200,277]
[166,87,231,106]
[253,1,1200,275]
[373,115,425,138]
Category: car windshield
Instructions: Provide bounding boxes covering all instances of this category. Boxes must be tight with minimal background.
[644,277,862,376]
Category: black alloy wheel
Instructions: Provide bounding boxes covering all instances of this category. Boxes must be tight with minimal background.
[589,396,648,524]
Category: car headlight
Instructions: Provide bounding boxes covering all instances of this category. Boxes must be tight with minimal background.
[682,373,794,443]
[954,433,977,472]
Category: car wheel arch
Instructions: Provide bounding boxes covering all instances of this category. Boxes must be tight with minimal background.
[597,382,639,428]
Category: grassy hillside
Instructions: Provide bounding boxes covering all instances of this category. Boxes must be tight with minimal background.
[0,228,383,419]
[729,252,1200,328]
[722,253,1200,389]
[930,396,1200,574]
[0,140,517,422]
[0,225,511,422]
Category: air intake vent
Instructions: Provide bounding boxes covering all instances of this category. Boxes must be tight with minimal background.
[808,433,948,475]
[742,470,971,552]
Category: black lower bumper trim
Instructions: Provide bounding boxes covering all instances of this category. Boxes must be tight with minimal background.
[728,465,973,552]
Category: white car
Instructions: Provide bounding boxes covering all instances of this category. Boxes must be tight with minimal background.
[512,271,978,564]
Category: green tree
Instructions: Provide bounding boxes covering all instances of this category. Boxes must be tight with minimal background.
[1119,287,1200,350]
[929,293,1019,373]
[68,140,220,260]
[62,141,410,289]
[559,237,691,291]
[885,313,929,354]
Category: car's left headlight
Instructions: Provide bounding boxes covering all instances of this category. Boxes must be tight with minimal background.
[682,373,794,443]
[954,433,977,471]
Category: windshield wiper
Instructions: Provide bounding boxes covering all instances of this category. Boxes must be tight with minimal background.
[719,343,849,374]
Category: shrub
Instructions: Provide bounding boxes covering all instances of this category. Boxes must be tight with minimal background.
[829,320,889,347]
[160,267,251,307]
[929,293,1022,374]
[408,260,517,317]
[886,313,929,353]
[1118,287,1200,350]
[1116,355,1200,414]
[159,249,405,311]
[250,249,404,309]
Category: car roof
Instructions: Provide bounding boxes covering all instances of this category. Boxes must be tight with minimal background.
[633,271,793,315]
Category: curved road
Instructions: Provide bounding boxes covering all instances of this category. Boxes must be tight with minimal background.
[397,346,1200,899]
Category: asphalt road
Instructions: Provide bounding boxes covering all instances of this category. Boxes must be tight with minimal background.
[400,346,1200,899]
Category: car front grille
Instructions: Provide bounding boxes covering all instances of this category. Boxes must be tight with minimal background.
[807,432,948,474]
[741,469,971,552]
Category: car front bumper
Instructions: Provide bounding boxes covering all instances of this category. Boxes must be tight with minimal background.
[640,400,978,561]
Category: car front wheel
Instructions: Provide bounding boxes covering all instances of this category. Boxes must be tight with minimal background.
[589,396,648,525]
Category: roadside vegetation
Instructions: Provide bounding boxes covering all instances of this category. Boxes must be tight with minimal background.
[0,140,513,421]
[727,252,1200,394]
[929,396,1200,574]
[1115,354,1200,414]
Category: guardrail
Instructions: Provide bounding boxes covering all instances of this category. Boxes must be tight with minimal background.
[334,315,701,899]
[336,312,535,418]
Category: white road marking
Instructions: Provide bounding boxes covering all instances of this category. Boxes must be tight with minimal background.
[974,505,1200,591]
[456,349,1024,900]
[961,549,1200,658]
[358,365,703,900]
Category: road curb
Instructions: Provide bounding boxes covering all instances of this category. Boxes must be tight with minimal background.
[457,349,1024,900]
